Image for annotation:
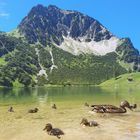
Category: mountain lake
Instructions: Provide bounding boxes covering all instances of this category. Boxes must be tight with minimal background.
[0,86,140,140]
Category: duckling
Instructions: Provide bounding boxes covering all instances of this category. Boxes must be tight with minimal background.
[80,118,99,127]
[52,104,57,109]
[84,102,89,107]
[28,108,39,113]
[43,123,64,139]
[8,106,14,112]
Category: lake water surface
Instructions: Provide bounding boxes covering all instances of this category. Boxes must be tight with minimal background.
[0,86,140,140]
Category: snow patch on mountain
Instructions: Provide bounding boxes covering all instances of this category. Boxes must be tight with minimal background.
[49,49,58,73]
[57,36,120,56]
[35,48,48,80]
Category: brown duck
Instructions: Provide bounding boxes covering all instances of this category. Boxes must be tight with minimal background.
[28,108,39,113]
[43,123,64,139]
[84,102,89,107]
[8,106,14,112]
[80,118,99,127]
[91,100,137,113]
[52,104,57,109]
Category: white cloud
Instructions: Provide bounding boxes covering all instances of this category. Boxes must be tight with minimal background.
[0,12,9,17]
[0,1,9,18]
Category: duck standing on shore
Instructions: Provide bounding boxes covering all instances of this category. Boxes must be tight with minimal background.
[43,123,64,139]
[91,100,137,113]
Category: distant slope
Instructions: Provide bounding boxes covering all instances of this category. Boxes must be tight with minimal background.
[100,72,140,88]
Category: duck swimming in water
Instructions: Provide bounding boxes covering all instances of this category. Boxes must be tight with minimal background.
[28,108,39,113]
[80,118,99,127]
[8,106,14,112]
[52,104,57,109]
[91,100,137,113]
[84,102,89,107]
[43,123,64,139]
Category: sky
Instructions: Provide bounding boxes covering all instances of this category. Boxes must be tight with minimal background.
[0,0,140,50]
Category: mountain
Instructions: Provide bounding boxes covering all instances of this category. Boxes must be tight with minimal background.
[18,5,112,44]
[0,4,139,87]
[18,4,115,55]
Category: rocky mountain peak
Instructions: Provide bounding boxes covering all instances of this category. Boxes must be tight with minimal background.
[29,4,47,16]
[47,5,60,10]
[18,4,113,48]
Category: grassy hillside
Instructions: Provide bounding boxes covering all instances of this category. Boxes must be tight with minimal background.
[48,46,127,85]
[0,57,7,65]
[0,32,127,87]
[100,72,140,89]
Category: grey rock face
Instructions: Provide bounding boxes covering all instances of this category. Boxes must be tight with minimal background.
[18,4,112,46]
[116,38,140,64]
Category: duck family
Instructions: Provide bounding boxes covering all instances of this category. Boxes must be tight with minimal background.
[7,100,137,139]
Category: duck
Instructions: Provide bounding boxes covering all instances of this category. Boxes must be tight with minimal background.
[80,118,99,127]
[91,100,137,113]
[52,104,57,109]
[8,106,14,112]
[84,102,89,107]
[43,123,64,139]
[28,108,39,113]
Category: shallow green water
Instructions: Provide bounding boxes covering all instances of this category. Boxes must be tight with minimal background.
[0,86,140,140]
[0,86,139,105]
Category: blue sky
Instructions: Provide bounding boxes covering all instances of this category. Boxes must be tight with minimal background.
[0,0,140,50]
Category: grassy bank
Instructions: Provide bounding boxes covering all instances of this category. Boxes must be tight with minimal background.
[100,72,140,89]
